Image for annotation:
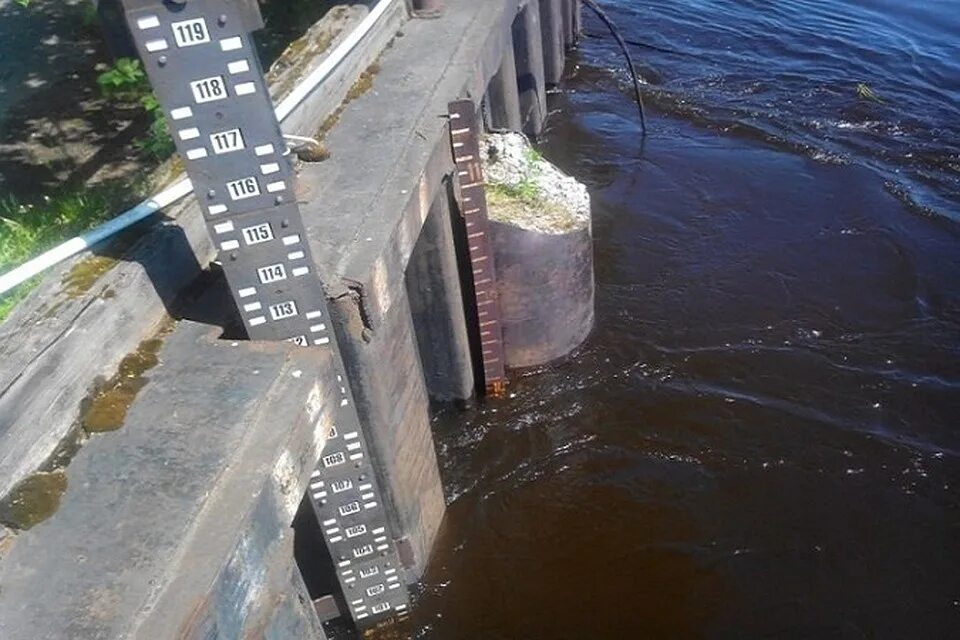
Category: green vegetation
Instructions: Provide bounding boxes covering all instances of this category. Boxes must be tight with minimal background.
[0,58,175,323]
[487,179,541,203]
[0,185,134,322]
[485,179,582,234]
[523,146,544,165]
[0,470,68,531]
[97,58,174,160]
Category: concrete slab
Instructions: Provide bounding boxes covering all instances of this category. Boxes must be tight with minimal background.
[0,318,337,639]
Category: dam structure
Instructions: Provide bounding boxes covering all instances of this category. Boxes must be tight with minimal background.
[0,0,591,637]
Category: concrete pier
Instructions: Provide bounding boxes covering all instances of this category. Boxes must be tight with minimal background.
[406,182,476,402]
[541,0,567,85]
[486,42,524,132]
[482,132,595,368]
[572,0,583,44]
[513,0,548,137]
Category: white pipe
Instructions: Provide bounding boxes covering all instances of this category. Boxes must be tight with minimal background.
[0,0,399,298]
[0,179,194,295]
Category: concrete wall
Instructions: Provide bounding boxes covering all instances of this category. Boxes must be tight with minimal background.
[0,317,339,639]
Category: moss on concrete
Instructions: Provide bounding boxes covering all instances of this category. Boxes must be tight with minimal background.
[309,59,383,162]
[0,471,68,531]
[482,133,591,235]
[486,183,583,233]
[61,255,120,299]
[266,6,350,98]
[81,319,174,434]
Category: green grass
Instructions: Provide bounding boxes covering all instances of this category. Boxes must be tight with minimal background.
[523,146,544,165]
[487,179,541,204]
[0,185,133,323]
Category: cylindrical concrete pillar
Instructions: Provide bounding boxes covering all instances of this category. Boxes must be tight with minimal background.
[572,0,582,44]
[491,220,595,368]
[561,0,574,49]
[405,182,476,402]
[486,44,524,132]
[512,2,548,137]
[540,0,566,86]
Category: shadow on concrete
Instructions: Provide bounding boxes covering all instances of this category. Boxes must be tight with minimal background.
[165,262,247,341]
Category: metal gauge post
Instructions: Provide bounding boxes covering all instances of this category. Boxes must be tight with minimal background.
[122,0,409,627]
[448,100,508,395]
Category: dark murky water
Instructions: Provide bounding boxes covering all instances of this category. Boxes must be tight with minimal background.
[389,1,960,638]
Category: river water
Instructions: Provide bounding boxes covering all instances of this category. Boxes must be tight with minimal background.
[380,1,960,638]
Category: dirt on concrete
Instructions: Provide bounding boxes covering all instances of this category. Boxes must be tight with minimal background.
[481,132,591,235]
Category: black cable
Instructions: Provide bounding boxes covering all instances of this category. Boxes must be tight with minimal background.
[582,0,648,135]
[583,30,698,59]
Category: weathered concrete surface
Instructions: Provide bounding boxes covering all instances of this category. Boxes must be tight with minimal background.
[0,317,337,639]
[0,1,585,620]
[491,220,594,367]
[485,40,523,132]
[0,213,208,501]
[540,0,566,85]
[0,0,402,507]
[513,0,548,137]
[482,132,594,368]
[272,1,406,139]
[406,183,475,402]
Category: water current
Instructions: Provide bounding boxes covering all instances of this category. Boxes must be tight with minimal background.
[381,1,960,638]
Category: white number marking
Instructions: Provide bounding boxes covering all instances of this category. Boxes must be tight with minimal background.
[352,544,374,558]
[372,603,391,614]
[359,566,380,579]
[256,263,287,284]
[269,300,298,321]
[241,223,273,246]
[227,176,260,200]
[210,128,245,154]
[339,501,361,517]
[286,335,309,347]
[171,18,210,47]
[366,584,386,597]
[345,524,367,538]
[190,75,227,104]
[331,479,353,493]
[322,451,346,468]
